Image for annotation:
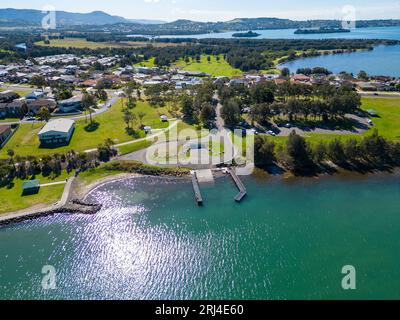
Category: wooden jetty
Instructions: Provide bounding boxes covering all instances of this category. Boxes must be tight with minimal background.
[227,168,247,202]
[191,171,203,206]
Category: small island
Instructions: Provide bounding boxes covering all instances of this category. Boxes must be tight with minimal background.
[294,27,351,34]
[232,30,261,38]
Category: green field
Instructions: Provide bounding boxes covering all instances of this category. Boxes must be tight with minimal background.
[0,171,71,215]
[174,55,243,77]
[118,140,154,156]
[0,99,171,158]
[75,167,126,187]
[135,57,156,68]
[35,38,181,49]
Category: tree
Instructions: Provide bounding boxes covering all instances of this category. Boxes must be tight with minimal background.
[251,103,273,125]
[313,142,327,163]
[37,107,51,122]
[250,84,275,104]
[180,94,195,123]
[31,75,47,91]
[138,111,146,128]
[95,88,108,102]
[221,99,241,128]
[254,136,276,167]
[200,103,216,127]
[357,70,369,81]
[281,67,290,77]
[360,129,391,165]
[81,93,97,125]
[285,131,314,173]
[344,138,361,162]
[7,149,14,160]
[327,139,346,164]
[123,108,134,129]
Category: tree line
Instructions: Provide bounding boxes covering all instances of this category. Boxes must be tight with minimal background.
[0,140,117,188]
[218,82,361,127]
[254,130,400,174]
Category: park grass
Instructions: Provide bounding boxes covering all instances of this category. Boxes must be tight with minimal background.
[174,54,243,77]
[360,97,400,140]
[0,88,29,97]
[35,38,126,49]
[0,171,71,215]
[0,99,171,158]
[75,167,126,186]
[118,140,154,155]
[35,38,180,49]
[135,57,156,68]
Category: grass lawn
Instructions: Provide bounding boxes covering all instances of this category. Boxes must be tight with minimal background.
[35,38,180,49]
[0,171,71,215]
[135,57,156,68]
[118,140,154,155]
[174,54,243,77]
[360,97,400,140]
[0,88,29,97]
[0,99,171,158]
[75,167,125,186]
[35,38,126,49]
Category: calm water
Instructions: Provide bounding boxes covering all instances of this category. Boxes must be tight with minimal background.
[1,174,400,300]
[155,26,400,77]
[156,26,400,40]
[279,44,400,77]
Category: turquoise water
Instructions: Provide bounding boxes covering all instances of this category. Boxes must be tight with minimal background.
[157,26,400,40]
[279,44,400,77]
[1,173,400,300]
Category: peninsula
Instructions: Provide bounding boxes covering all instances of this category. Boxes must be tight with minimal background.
[294,27,351,34]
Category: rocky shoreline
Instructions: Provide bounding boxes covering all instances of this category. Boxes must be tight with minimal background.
[0,200,102,226]
[0,172,190,226]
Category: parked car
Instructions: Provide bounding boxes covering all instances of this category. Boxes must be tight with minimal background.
[284,123,292,129]
[367,119,374,126]
[250,128,259,135]
[267,130,276,136]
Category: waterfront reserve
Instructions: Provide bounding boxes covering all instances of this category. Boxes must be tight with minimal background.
[1,2,400,303]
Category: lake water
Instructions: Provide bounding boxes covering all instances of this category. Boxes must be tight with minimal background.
[1,173,400,300]
[154,26,400,77]
[156,26,400,41]
[279,44,400,77]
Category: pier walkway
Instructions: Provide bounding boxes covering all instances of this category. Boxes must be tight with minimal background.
[191,171,203,206]
[227,168,247,202]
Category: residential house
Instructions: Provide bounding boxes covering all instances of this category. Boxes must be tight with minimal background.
[291,74,311,84]
[0,125,12,146]
[58,95,82,113]
[27,99,57,115]
[26,91,46,100]
[38,118,75,146]
[0,90,20,103]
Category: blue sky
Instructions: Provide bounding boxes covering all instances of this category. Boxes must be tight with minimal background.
[1,0,400,21]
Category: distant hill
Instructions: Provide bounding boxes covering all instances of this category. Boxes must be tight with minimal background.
[0,8,400,32]
[0,8,129,25]
[129,19,166,25]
